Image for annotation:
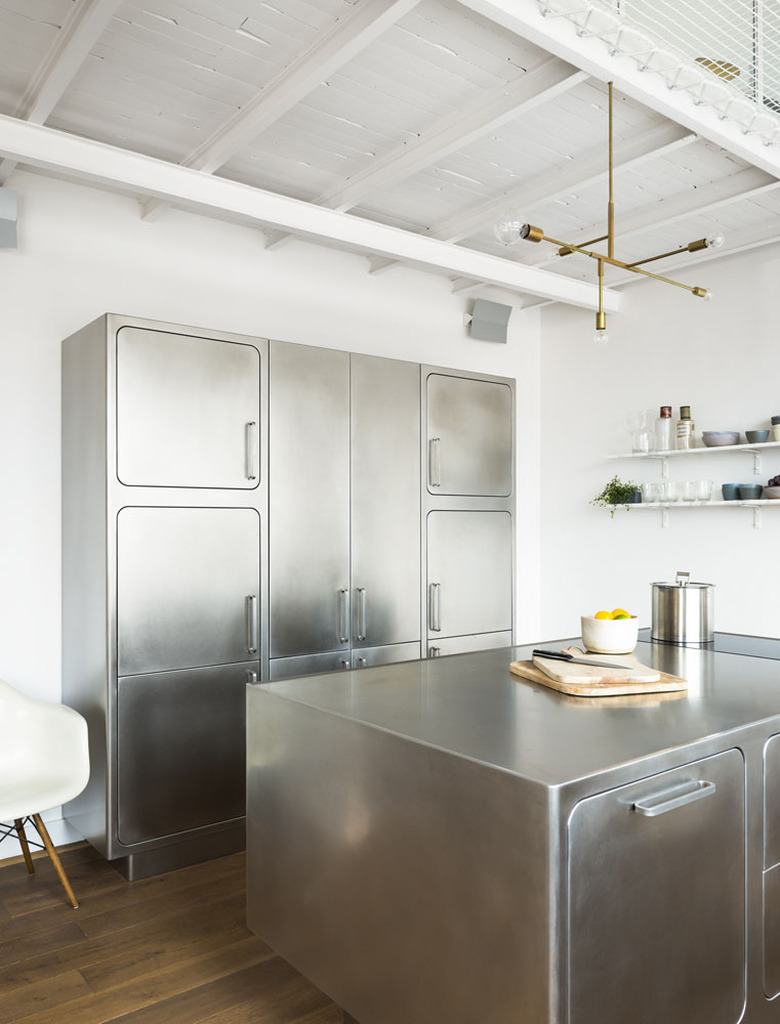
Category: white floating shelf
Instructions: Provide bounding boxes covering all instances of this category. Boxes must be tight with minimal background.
[608,440,780,476]
[620,498,780,529]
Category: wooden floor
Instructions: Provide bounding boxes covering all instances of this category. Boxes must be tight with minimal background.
[0,843,342,1024]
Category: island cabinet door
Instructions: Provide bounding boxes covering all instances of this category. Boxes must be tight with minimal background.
[567,748,745,1024]
[116,326,261,489]
[425,372,512,496]
[426,510,513,639]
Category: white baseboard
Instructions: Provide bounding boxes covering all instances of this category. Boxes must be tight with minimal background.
[0,812,85,863]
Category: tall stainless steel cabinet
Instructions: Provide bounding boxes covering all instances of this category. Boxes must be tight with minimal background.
[423,367,515,658]
[61,314,267,879]
[269,343,422,680]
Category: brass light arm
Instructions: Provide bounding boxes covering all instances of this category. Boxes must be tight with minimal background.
[626,238,715,269]
[558,234,608,257]
[528,229,708,297]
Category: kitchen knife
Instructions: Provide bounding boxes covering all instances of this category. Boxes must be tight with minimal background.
[531,649,635,672]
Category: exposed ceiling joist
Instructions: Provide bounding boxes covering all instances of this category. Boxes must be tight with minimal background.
[368,122,697,276]
[263,58,586,250]
[0,113,619,312]
[525,166,779,269]
[141,0,423,221]
[0,0,123,184]
[457,0,780,181]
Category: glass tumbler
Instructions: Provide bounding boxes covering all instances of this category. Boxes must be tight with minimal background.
[695,480,713,502]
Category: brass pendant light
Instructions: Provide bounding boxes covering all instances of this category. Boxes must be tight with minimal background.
[494,82,722,344]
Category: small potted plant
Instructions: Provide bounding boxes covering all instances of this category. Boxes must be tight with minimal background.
[591,475,642,518]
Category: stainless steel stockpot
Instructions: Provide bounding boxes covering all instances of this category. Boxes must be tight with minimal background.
[651,570,714,645]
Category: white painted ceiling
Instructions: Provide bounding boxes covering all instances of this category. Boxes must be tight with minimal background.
[1,0,779,311]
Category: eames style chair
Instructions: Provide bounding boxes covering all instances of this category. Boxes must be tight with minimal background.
[0,679,89,908]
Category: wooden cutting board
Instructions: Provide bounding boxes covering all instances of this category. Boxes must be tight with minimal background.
[510,647,687,697]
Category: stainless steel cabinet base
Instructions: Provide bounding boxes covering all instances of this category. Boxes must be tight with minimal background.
[114,822,246,881]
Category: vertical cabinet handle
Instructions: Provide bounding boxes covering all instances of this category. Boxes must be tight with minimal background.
[428,646,441,658]
[245,421,258,481]
[246,669,259,684]
[338,588,350,644]
[340,658,351,670]
[428,437,442,488]
[355,587,367,641]
[357,656,367,667]
[245,595,258,654]
[428,582,442,632]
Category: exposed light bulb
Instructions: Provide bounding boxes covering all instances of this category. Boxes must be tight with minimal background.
[493,213,525,245]
[702,288,714,301]
[706,233,725,249]
[593,327,609,346]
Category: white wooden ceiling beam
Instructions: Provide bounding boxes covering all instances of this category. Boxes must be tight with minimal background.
[141,0,423,221]
[523,166,778,268]
[264,57,585,250]
[0,113,620,312]
[456,0,780,181]
[321,58,586,213]
[368,121,697,275]
[0,0,123,184]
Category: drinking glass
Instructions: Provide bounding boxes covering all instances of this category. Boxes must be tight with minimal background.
[695,479,713,502]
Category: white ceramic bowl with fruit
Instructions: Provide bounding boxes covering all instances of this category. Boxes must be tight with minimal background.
[581,608,639,654]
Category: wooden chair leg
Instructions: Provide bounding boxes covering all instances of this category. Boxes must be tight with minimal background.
[13,818,35,874]
[31,813,78,909]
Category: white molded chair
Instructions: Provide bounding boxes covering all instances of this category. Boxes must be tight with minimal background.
[0,680,90,908]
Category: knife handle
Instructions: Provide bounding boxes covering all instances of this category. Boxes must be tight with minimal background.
[532,649,571,661]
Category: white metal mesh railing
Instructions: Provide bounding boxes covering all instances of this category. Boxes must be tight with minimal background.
[538,0,780,144]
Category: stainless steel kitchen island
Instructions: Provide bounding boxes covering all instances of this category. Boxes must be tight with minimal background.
[246,638,780,1024]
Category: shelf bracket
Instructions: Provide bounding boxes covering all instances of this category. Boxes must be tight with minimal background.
[649,455,669,478]
[754,506,762,530]
[661,508,669,529]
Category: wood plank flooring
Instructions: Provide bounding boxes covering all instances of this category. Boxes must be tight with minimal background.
[0,844,343,1024]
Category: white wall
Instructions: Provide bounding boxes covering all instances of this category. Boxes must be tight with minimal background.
[539,244,780,641]
[0,170,541,854]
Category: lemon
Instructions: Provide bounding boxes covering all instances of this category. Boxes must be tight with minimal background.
[594,610,612,619]
[611,608,630,619]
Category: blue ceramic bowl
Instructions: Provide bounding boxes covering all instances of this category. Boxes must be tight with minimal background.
[721,484,741,501]
[739,484,764,499]
[746,430,770,443]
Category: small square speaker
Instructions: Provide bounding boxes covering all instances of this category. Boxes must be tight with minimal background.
[468,299,511,343]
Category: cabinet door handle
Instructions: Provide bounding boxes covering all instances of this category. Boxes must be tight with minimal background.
[340,658,351,670]
[246,669,259,684]
[338,588,350,644]
[633,779,716,817]
[245,421,259,481]
[245,595,258,654]
[428,437,442,488]
[356,587,367,641]
[428,646,441,658]
[357,656,367,667]
[429,582,442,632]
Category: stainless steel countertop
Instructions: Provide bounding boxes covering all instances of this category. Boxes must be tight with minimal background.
[259,639,780,786]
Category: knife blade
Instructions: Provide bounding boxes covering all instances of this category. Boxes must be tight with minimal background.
[531,649,634,672]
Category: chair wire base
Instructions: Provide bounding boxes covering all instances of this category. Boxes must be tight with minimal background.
[1,814,79,908]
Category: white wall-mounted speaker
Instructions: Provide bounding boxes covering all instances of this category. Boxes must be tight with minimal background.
[467,299,511,343]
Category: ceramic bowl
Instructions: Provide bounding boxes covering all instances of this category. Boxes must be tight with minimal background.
[721,483,741,501]
[580,614,639,655]
[739,484,764,499]
[771,416,780,425]
[702,431,740,447]
[763,486,780,499]
[746,429,770,443]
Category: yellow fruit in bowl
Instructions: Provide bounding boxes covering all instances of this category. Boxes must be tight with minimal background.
[611,608,630,618]
[594,610,612,620]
